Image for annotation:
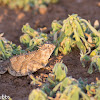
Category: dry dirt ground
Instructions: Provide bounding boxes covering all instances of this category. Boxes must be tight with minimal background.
[0,0,100,99]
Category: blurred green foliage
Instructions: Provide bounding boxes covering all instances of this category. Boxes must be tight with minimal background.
[0,0,59,11]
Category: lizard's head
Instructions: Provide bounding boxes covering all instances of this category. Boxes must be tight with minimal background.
[42,43,55,50]
[39,43,55,58]
[41,43,55,51]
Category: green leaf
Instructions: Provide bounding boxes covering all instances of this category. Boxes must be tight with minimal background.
[81,19,100,37]
[0,40,6,58]
[20,34,31,45]
[88,63,93,74]
[97,58,100,72]
[70,90,79,100]
[74,29,86,54]
[29,89,48,100]
[53,62,68,81]
[52,20,62,32]
[74,19,85,38]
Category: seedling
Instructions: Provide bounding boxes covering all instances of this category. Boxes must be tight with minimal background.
[20,23,48,51]
[29,62,91,100]
[52,14,100,74]
[0,33,24,60]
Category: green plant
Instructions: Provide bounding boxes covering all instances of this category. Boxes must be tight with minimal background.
[29,89,48,100]
[51,14,100,74]
[20,23,48,51]
[29,62,91,100]
[0,0,59,11]
[0,0,31,11]
[86,78,100,100]
[0,33,25,60]
[0,24,48,60]
[29,62,100,100]
[53,62,68,81]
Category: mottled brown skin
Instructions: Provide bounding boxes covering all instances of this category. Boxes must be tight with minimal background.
[0,44,55,76]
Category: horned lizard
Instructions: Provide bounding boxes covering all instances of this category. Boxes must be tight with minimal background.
[0,44,55,76]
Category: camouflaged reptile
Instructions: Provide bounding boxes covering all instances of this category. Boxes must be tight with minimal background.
[0,44,55,76]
